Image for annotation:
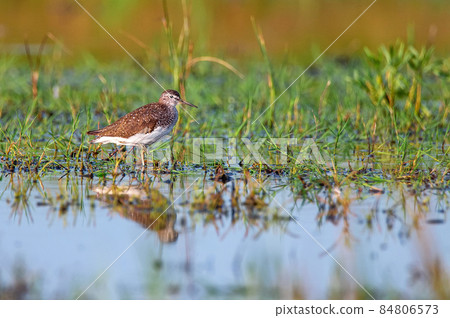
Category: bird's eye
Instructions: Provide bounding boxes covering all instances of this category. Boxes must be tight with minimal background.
[170,95,174,98]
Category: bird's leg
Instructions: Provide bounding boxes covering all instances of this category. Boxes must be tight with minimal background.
[123,146,134,161]
[109,145,125,159]
[140,145,146,167]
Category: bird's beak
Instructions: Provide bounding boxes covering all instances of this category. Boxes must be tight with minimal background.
[179,98,198,108]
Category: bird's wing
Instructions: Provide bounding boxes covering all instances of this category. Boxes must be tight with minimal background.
[87,104,163,138]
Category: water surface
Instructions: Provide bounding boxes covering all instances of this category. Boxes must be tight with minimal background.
[1,169,449,299]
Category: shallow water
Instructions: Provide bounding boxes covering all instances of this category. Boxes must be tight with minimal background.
[0,170,449,299]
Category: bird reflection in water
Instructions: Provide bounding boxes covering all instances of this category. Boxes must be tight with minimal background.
[93,185,178,243]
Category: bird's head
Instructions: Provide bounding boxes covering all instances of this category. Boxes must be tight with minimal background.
[159,90,197,108]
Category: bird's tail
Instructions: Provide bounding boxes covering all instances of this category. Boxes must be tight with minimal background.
[89,138,101,144]
[87,130,102,144]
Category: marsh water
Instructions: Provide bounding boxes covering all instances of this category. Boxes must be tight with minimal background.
[1,160,449,299]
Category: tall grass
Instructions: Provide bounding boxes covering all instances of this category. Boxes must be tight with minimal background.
[0,32,447,190]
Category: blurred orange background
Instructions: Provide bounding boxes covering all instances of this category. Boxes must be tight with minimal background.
[1,0,449,60]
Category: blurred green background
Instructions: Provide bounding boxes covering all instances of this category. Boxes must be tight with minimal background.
[1,0,449,61]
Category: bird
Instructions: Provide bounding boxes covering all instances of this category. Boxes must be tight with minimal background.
[87,89,197,164]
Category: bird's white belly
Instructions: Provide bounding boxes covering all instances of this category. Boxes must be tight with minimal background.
[93,126,173,146]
